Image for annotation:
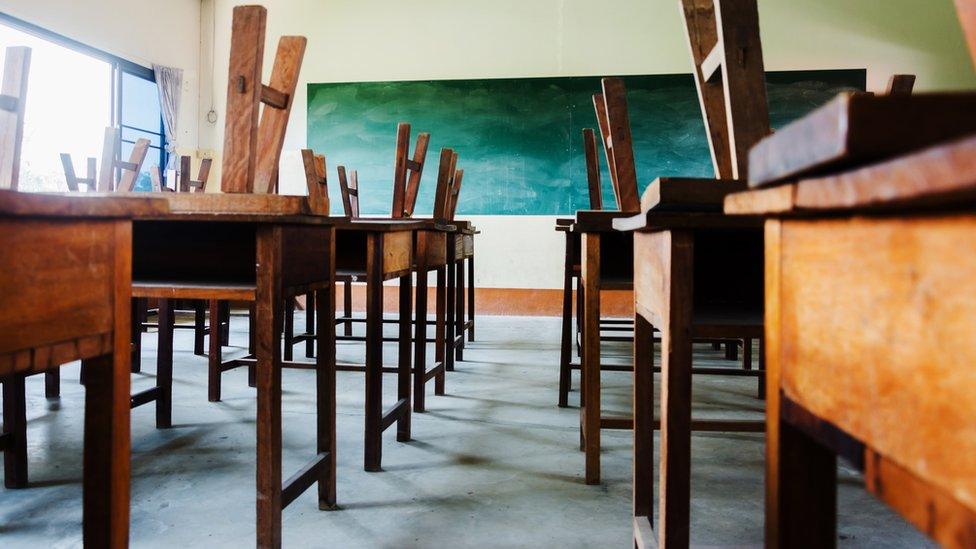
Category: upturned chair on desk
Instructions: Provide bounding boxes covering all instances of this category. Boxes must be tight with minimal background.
[61,126,151,192]
[614,1,771,545]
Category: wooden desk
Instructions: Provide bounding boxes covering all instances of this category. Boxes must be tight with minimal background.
[0,190,167,547]
[726,135,976,548]
[331,218,425,470]
[613,208,765,547]
[125,193,336,548]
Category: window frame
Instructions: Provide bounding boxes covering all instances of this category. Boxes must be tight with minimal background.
[0,11,168,186]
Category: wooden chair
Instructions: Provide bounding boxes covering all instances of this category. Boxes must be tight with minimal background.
[138,5,308,416]
[291,122,431,356]
[60,127,150,192]
[620,1,770,544]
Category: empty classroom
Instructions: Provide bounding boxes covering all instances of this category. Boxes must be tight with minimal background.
[1,1,975,547]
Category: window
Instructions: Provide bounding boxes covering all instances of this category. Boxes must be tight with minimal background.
[0,13,166,191]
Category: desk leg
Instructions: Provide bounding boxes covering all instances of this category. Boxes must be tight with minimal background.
[444,257,455,372]
[208,298,222,402]
[248,303,257,388]
[633,312,655,547]
[658,230,693,548]
[769,414,837,548]
[558,231,574,408]
[2,375,27,488]
[256,227,284,547]
[45,370,60,399]
[467,253,475,341]
[455,257,465,361]
[581,232,601,485]
[435,267,446,394]
[315,285,337,509]
[414,264,429,413]
[398,274,412,440]
[364,233,384,472]
[157,299,173,428]
[83,220,130,547]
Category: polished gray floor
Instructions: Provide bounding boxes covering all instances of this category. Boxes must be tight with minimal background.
[1,314,932,547]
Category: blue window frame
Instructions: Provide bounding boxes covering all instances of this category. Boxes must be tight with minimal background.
[0,11,167,190]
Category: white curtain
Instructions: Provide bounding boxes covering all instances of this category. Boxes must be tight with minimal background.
[152,64,183,169]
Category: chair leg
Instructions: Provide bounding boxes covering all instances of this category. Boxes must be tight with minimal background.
[743,338,753,370]
[44,370,60,399]
[2,375,28,488]
[208,299,222,402]
[397,274,412,440]
[305,291,315,359]
[247,302,256,388]
[156,299,174,428]
[193,300,206,356]
[725,341,739,361]
[220,301,231,345]
[758,337,766,400]
[343,280,353,337]
[455,258,464,361]
[364,235,384,472]
[314,285,337,509]
[284,297,295,362]
[131,298,143,373]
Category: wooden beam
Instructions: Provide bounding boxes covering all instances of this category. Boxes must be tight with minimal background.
[221,5,266,193]
[253,35,307,194]
[0,46,30,190]
[260,84,289,109]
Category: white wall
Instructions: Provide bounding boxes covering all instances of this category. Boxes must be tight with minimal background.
[0,0,202,156]
[193,0,975,289]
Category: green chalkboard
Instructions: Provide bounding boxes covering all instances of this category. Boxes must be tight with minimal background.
[307,70,864,215]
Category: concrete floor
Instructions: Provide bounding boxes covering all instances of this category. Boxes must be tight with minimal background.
[1,314,933,548]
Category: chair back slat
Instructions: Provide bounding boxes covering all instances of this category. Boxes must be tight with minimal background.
[0,46,30,190]
[595,78,640,212]
[432,148,457,221]
[680,0,770,180]
[301,148,329,215]
[403,132,431,216]
[582,128,603,210]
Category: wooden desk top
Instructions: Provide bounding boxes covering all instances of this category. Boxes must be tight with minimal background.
[612,210,761,232]
[0,189,168,218]
[726,134,976,217]
[39,192,338,224]
[334,218,436,232]
[574,210,637,232]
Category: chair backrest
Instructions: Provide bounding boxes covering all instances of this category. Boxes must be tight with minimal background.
[957,0,976,69]
[392,122,431,218]
[447,168,464,221]
[581,128,604,210]
[221,5,306,194]
[0,46,30,191]
[300,148,329,215]
[62,127,149,192]
[179,155,213,192]
[886,74,916,96]
[593,78,640,212]
[432,148,459,221]
[337,165,359,217]
[61,155,97,191]
[680,0,770,180]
